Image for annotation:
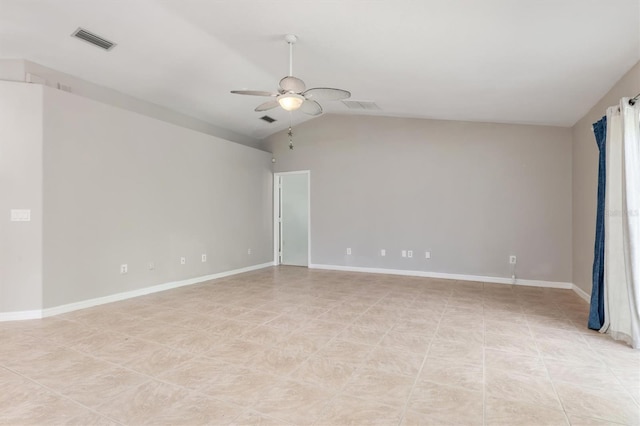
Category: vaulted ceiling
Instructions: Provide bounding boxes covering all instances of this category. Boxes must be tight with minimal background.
[1,0,638,139]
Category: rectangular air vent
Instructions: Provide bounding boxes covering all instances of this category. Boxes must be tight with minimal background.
[57,83,72,92]
[341,100,381,111]
[260,115,277,123]
[71,28,116,51]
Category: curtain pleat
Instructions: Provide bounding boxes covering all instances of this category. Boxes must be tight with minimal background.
[619,100,640,348]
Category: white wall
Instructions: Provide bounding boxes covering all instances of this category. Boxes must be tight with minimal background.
[264,114,573,284]
[572,61,640,295]
[0,82,43,312]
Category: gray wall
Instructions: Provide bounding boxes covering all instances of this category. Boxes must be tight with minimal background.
[571,61,640,295]
[264,114,573,283]
[41,86,273,308]
[0,82,43,312]
[0,59,262,149]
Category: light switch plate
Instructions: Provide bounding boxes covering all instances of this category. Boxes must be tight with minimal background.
[10,209,31,222]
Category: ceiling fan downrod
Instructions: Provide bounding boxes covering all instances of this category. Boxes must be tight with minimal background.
[285,34,297,77]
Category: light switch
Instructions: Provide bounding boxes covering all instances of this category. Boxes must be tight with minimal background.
[10,209,31,222]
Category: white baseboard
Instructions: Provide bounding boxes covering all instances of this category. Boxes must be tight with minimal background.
[0,309,43,322]
[571,284,591,302]
[309,263,574,289]
[0,262,274,322]
[0,261,591,322]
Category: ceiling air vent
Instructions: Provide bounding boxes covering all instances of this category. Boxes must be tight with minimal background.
[260,115,277,123]
[341,100,381,111]
[71,28,116,51]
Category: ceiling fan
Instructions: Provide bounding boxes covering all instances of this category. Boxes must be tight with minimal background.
[231,34,351,116]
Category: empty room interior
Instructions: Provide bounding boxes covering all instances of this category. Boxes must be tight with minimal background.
[1,1,639,425]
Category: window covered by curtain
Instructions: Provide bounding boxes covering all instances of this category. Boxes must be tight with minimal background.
[590,98,640,349]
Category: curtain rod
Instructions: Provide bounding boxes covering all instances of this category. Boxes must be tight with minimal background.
[631,93,639,105]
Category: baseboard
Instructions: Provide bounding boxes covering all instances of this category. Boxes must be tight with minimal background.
[571,284,590,302]
[0,309,43,322]
[0,261,589,322]
[0,262,274,322]
[309,263,574,289]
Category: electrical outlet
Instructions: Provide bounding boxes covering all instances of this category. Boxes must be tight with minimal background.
[509,255,517,264]
[120,264,128,274]
[346,248,352,255]
[180,257,186,265]
[425,251,431,259]
[201,254,207,262]
[402,250,407,258]
[248,249,251,255]
[148,261,155,270]
[380,249,386,256]
[408,250,413,258]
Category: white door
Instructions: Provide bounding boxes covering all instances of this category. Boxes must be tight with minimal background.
[278,172,309,266]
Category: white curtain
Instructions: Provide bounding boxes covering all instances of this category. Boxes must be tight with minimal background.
[601,98,640,349]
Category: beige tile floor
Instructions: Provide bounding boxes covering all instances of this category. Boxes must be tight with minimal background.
[1,266,639,425]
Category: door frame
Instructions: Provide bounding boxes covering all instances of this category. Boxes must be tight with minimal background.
[273,170,311,266]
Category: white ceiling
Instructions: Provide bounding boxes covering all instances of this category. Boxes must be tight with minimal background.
[1,0,639,140]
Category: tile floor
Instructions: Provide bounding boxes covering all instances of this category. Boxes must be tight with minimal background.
[1,266,639,425]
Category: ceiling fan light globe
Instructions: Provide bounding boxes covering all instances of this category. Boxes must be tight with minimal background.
[278,94,304,111]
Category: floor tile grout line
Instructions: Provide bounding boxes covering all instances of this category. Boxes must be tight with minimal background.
[9,331,261,423]
[0,363,127,425]
[482,284,487,426]
[522,305,572,426]
[581,331,640,408]
[1,267,635,425]
[195,289,388,426]
[303,290,409,425]
[396,290,450,425]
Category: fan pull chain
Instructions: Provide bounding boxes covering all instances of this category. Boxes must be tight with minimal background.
[288,126,294,150]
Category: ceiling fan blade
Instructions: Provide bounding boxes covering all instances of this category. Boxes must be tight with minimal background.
[303,88,351,101]
[300,100,323,116]
[279,76,306,93]
[255,100,280,112]
[231,90,277,97]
